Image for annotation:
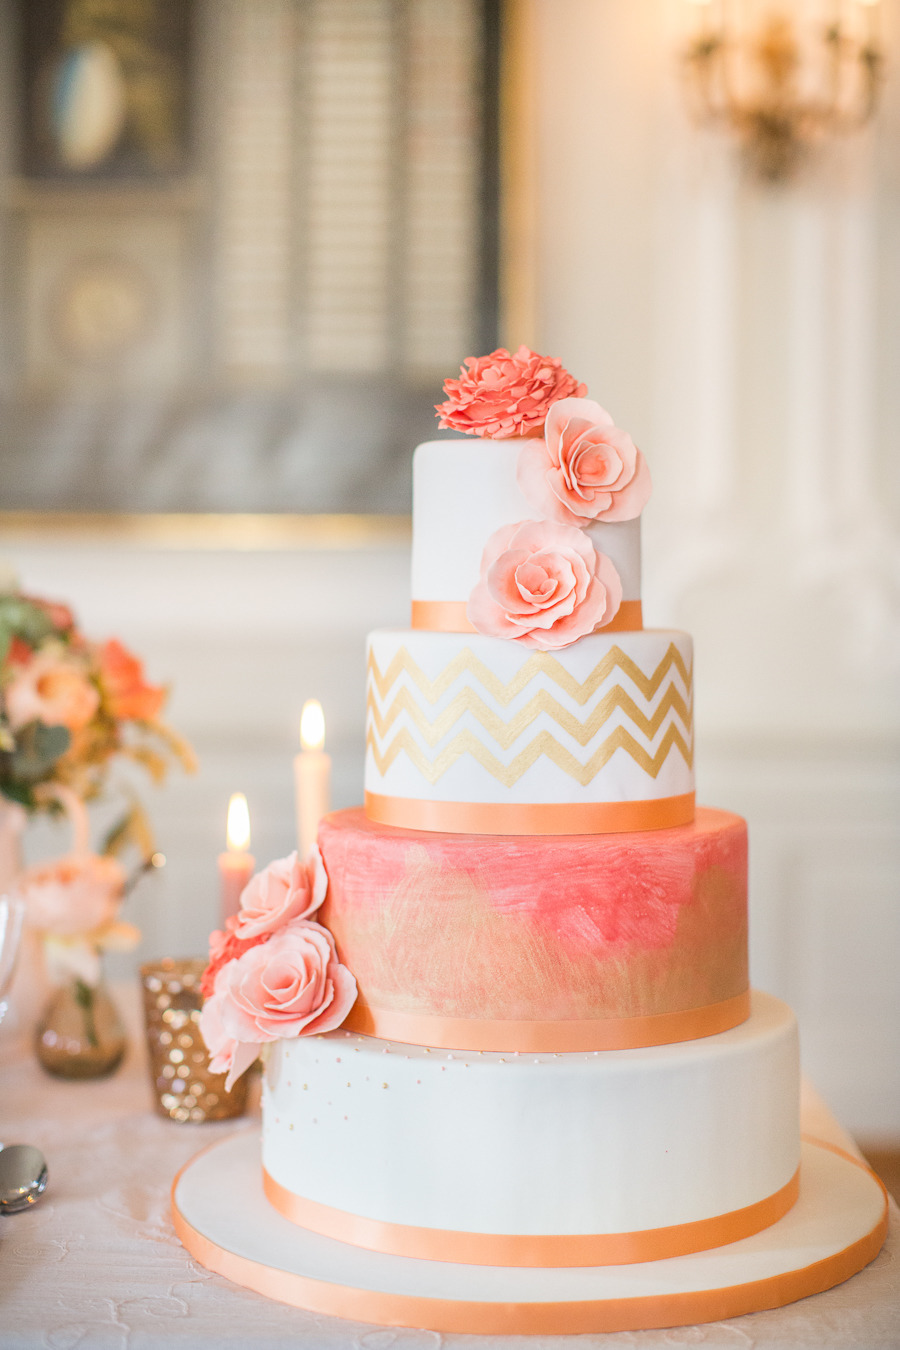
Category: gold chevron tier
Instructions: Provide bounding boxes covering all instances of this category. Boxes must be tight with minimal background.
[365,628,695,836]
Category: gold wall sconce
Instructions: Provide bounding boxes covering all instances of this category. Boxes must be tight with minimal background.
[683,0,885,180]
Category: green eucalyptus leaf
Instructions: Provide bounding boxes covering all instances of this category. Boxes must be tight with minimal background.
[8,721,71,782]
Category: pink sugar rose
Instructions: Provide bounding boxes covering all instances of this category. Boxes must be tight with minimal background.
[517,397,652,526]
[231,846,327,943]
[467,519,622,650]
[199,920,357,1090]
[435,346,587,439]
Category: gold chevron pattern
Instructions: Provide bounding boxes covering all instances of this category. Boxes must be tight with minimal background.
[369,681,691,751]
[366,641,694,786]
[367,723,692,787]
[367,643,691,708]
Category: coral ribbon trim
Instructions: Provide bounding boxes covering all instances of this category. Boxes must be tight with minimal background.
[364,789,695,835]
[340,989,751,1053]
[411,598,643,634]
[170,1139,888,1335]
[261,1166,799,1268]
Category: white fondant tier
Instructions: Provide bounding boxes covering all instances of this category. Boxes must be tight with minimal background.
[412,439,642,605]
[262,992,800,1258]
[365,626,694,833]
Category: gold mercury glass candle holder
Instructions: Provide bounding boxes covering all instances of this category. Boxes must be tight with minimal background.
[140,958,248,1122]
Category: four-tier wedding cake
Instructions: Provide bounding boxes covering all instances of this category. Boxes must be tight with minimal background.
[173,348,888,1335]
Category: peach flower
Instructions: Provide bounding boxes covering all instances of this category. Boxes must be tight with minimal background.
[16,853,126,938]
[435,346,586,439]
[232,847,327,942]
[199,920,357,1089]
[517,398,652,527]
[5,651,99,731]
[199,847,328,999]
[99,639,166,722]
[467,519,622,650]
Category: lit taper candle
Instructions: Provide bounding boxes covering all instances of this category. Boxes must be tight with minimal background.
[219,792,255,923]
[295,699,331,857]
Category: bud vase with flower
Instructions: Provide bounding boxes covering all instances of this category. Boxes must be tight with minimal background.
[15,786,141,1078]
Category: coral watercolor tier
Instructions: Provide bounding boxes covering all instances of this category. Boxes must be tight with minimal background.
[411,439,642,632]
[317,806,748,1052]
[365,628,694,835]
[261,992,799,1267]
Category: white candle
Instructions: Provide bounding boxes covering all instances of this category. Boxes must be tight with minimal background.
[219,792,255,924]
[294,699,331,857]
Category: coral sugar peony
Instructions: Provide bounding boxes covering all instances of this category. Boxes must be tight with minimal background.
[435,346,586,439]
[5,651,99,732]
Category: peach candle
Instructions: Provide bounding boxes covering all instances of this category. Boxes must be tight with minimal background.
[219,792,255,923]
[295,700,331,857]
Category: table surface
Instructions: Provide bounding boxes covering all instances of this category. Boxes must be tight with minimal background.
[1,985,897,1350]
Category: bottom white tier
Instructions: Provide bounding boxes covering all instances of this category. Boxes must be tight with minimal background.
[172,1133,888,1334]
[261,991,800,1259]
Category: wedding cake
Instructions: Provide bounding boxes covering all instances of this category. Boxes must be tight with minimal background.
[174,348,888,1334]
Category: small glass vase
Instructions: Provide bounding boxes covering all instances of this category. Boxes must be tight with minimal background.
[35,977,127,1079]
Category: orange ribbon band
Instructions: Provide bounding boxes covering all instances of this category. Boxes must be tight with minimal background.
[262,1165,799,1268]
[171,1138,888,1335]
[341,989,751,1053]
[364,789,695,836]
[411,598,643,634]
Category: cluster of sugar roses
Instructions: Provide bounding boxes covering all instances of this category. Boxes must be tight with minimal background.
[199,850,357,1089]
[436,346,651,650]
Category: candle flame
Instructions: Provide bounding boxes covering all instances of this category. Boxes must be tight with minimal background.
[300,699,325,751]
[226,792,251,852]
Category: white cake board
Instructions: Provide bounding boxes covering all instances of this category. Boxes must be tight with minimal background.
[171,1131,887,1335]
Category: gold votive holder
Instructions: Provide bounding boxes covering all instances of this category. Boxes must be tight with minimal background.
[140,958,248,1123]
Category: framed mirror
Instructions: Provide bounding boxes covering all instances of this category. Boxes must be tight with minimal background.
[0,0,504,515]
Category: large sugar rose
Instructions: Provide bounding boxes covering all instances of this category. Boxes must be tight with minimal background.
[467,519,622,650]
[231,847,327,943]
[517,397,651,526]
[199,920,358,1089]
[99,638,166,722]
[435,346,586,439]
[5,651,99,731]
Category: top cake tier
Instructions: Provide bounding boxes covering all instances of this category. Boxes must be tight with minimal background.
[411,439,642,634]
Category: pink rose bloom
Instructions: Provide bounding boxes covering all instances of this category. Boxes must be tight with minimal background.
[467,519,622,650]
[5,651,99,732]
[16,853,125,937]
[517,397,652,526]
[199,919,357,1089]
[231,846,327,943]
[435,346,587,439]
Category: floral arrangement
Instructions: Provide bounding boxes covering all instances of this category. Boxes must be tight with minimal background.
[0,590,194,842]
[435,346,653,651]
[199,850,357,1089]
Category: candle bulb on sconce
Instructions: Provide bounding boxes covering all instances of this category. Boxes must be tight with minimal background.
[681,0,885,180]
[218,792,255,924]
[294,700,331,858]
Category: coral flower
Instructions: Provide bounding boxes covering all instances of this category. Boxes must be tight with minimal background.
[435,346,586,439]
[99,639,166,722]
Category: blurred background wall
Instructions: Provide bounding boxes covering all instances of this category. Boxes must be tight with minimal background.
[1,0,898,1140]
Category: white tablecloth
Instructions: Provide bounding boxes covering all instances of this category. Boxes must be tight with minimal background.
[1,984,897,1349]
